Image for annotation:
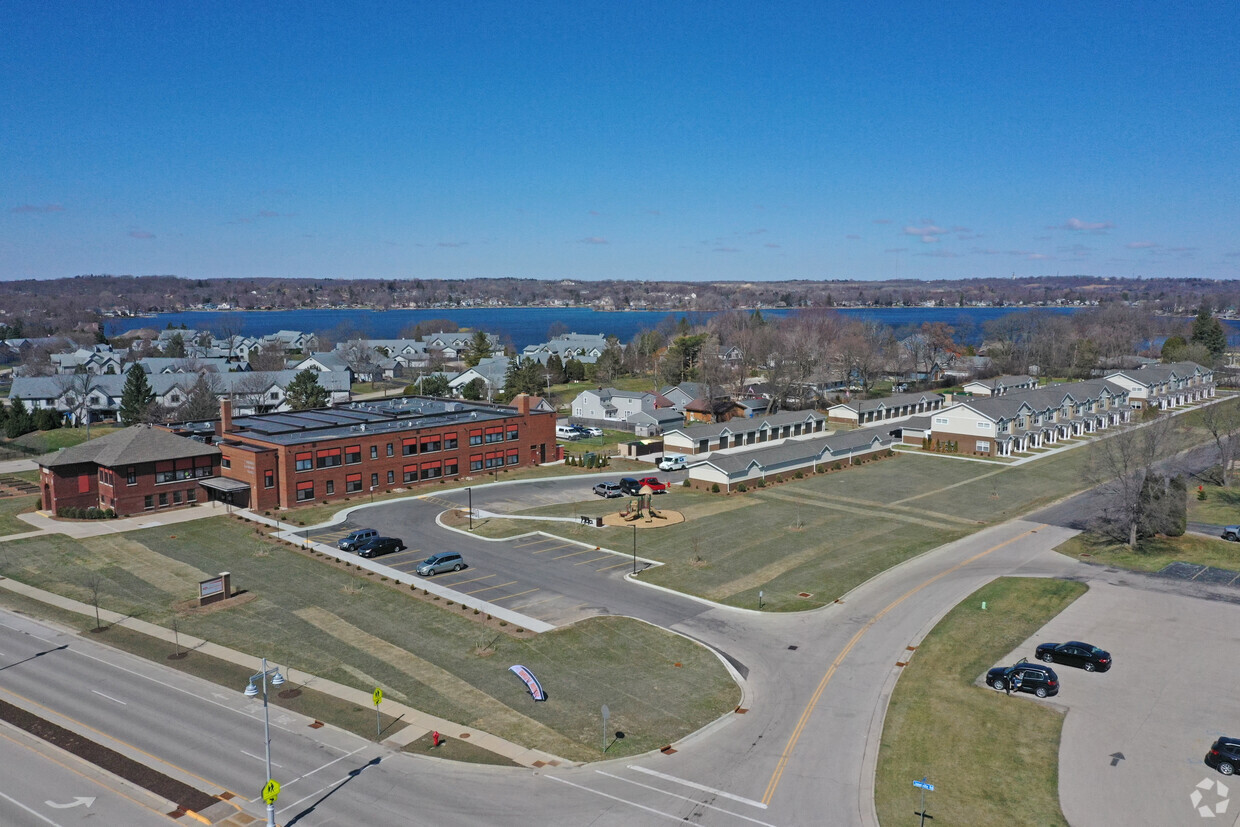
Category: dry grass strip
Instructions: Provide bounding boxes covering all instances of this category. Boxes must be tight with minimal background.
[81,535,210,593]
[774,488,981,526]
[294,607,582,755]
[676,497,759,521]
[890,466,1009,505]
[754,489,961,531]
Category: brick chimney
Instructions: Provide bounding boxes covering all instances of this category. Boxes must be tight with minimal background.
[219,397,233,434]
[512,393,532,416]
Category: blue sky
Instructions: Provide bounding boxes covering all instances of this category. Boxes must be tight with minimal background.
[4,2,1238,282]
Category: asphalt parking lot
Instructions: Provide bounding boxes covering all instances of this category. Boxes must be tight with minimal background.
[991,579,1240,827]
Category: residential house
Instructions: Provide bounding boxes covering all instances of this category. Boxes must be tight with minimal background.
[662,410,829,455]
[521,332,611,365]
[447,356,511,399]
[1103,361,1215,410]
[570,387,673,427]
[826,391,945,426]
[960,375,1037,397]
[687,426,893,493]
[50,345,123,375]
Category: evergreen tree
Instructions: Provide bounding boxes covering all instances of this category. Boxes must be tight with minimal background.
[177,374,222,421]
[594,337,625,381]
[5,397,32,439]
[419,373,450,396]
[1160,335,1188,363]
[464,330,492,368]
[1190,306,1226,359]
[165,332,187,358]
[564,357,586,382]
[119,366,156,425]
[285,369,329,410]
[545,353,565,384]
[34,408,61,431]
[461,378,487,400]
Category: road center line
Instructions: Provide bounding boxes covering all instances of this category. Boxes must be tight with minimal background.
[90,690,127,706]
[545,775,689,824]
[761,527,1036,806]
[597,771,778,826]
[626,766,767,809]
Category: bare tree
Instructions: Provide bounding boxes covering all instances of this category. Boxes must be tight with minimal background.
[1089,414,1180,548]
[1200,398,1240,487]
[54,372,101,437]
[230,372,272,414]
[339,338,379,387]
[247,345,287,372]
[177,373,223,421]
[85,573,104,631]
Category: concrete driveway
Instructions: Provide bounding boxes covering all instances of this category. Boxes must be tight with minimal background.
[995,579,1240,827]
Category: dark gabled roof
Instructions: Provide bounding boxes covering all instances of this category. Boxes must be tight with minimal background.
[37,425,219,469]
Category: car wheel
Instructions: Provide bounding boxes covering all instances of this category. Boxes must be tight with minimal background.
[453,564,463,572]
[1084,662,1096,672]
[1220,761,1235,776]
[1041,653,1054,663]
[1226,533,1237,542]
[1035,686,1048,698]
[991,679,1005,692]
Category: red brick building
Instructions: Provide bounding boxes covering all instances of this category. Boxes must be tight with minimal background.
[37,425,222,517]
[195,394,557,511]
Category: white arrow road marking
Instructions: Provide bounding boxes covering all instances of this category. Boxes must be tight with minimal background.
[45,797,95,809]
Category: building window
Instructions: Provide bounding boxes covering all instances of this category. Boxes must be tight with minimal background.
[485,452,504,469]
[370,445,378,459]
[325,480,334,495]
[296,481,314,502]
[187,488,197,503]
[403,464,417,483]
[173,490,182,505]
[345,445,362,464]
[386,443,394,457]
[127,466,136,486]
[934,417,948,425]
[387,470,394,484]
[221,457,231,469]
[144,495,153,511]
[443,435,458,450]
[976,440,990,452]
[295,452,312,472]
[370,473,378,487]
[158,492,168,508]
[269,391,280,400]
[264,470,274,488]
[469,430,483,446]
[420,435,441,453]
[977,422,991,429]
[420,462,442,480]
[316,448,342,468]
[506,427,519,441]
[470,454,484,472]
[506,449,519,466]
[485,427,504,443]
[403,438,418,456]
[346,474,362,493]
[444,459,458,476]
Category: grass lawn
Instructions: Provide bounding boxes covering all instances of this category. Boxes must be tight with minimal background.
[8,426,124,454]
[0,517,738,762]
[1187,483,1240,527]
[1055,531,1240,573]
[542,375,658,411]
[875,577,1087,827]
[0,494,39,536]
[561,428,640,458]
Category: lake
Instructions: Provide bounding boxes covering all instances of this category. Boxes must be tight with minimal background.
[105,305,1088,349]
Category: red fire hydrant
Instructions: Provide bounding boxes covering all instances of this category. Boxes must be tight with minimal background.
[432,730,440,747]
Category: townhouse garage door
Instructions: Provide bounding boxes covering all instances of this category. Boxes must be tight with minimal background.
[198,476,251,508]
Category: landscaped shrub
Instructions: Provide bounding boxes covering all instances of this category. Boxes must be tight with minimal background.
[710,483,720,493]
[736,483,748,493]
[681,479,690,487]
[86,507,101,519]
[833,462,842,471]
[774,475,784,484]
[756,479,766,488]
[794,471,804,479]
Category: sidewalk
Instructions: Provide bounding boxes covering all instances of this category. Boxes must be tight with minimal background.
[0,576,578,769]
[13,499,233,539]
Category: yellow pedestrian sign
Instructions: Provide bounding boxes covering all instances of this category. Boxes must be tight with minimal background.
[373,687,383,706]
[262,779,280,805]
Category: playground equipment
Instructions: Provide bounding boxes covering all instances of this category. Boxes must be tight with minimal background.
[620,486,667,522]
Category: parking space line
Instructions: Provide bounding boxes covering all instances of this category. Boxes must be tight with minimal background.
[596,560,632,572]
[531,543,577,554]
[463,580,518,595]
[447,574,495,587]
[490,588,539,602]
[552,548,595,560]
[512,539,544,548]
[573,555,614,566]
[509,595,560,610]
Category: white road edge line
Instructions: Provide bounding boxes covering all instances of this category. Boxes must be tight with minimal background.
[90,690,126,705]
[286,745,367,785]
[0,789,65,826]
[239,749,283,769]
[277,774,352,814]
[545,775,689,823]
[596,770,779,826]
[627,765,768,810]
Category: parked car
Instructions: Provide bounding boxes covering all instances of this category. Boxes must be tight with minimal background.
[555,424,581,440]
[582,426,603,437]
[416,552,466,576]
[658,454,688,471]
[636,476,668,493]
[1205,736,1240,775]
[338,528,379,551]
[619,477,643,496]
[355,537,407,558]
[593,481,623,498]
[1035,641,1112,672]
[1222,525,1240,541]
[985,660,1059,698]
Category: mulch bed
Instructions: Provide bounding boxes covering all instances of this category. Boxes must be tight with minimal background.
[0,697,219,814]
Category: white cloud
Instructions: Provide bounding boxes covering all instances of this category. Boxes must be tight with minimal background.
[1126,241,1158,249]
[1062,217,1113,232]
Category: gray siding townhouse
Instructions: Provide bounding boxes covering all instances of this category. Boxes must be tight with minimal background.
[663,410,829,455]
[826,391,945,425]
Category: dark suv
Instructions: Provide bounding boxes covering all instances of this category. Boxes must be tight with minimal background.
[985,659,1059,698]
[1205,737,1240,776]
[355,537,406,559]
[338,528,378,551]
[619,477,642,496]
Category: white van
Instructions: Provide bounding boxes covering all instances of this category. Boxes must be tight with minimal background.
[658,454,688,471]
[556,424,580,440]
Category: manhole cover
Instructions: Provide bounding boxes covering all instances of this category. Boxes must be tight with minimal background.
[787,645,798,651]
[798,592,813,598]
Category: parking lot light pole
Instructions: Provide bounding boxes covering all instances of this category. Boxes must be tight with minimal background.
[631,524,637,575]
[244,658,285,827]
[467,487,473,531]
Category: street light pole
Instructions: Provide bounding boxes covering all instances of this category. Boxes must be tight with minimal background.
[631,524,637,575]
[244,658,285,827]
[467,487,473,531]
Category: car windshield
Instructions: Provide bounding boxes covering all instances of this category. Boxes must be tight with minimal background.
[422,556,442,565]
[1089,646,1105,655]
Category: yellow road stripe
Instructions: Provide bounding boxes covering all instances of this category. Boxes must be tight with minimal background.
[490,588,539,602]
[551,548,594,560]
[760,528,1035,806]
[532,543,577,554]
[463,580,518,595]
[597,560,633,572]
[573,555,613,566]
[509,595,559,610]
[446,574,495,587]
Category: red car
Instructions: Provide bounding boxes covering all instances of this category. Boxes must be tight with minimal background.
[636,476,667,493]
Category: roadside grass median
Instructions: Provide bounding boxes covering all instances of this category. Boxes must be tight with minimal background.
[875,577,1086,827]
[1187,481,1240,527]
[0,517,738,763]
[0,493,39,536]
[1055,531,1240,573]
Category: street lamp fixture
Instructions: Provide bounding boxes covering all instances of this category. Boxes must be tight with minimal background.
[466,487,473,531]
[244,658,286,827]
